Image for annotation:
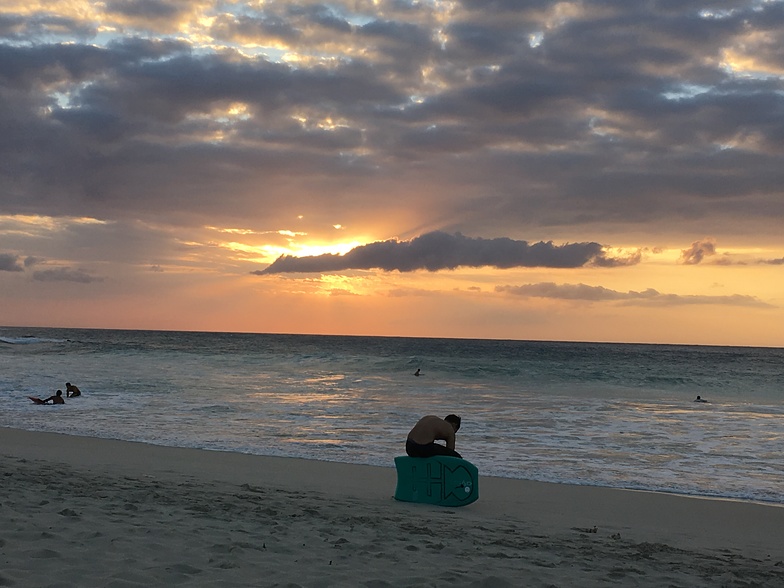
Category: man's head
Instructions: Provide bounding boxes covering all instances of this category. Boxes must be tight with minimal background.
[56,390,63,396]
[445,414,461,432]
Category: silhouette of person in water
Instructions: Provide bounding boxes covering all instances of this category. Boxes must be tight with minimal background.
[66,382,81,397]
[414,368,421,377]
[406,414,462,458]
[30,390,65,404]
[694,395,708,403]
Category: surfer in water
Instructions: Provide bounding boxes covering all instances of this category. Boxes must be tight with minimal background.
[29,390,65,405]
[406,414,462,458]
[66,382,81,397]
[694,395,708,403]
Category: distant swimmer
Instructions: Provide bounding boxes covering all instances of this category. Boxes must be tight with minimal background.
[406,414,462,458]
[29,390,65,405]
[414,368,421,377]
[694,395,708,403]
[66,382,81,397]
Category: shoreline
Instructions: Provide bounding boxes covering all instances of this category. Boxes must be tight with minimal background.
[5,423,781,507]
[3,426,784,586]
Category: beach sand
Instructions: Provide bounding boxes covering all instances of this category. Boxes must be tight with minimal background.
[2,427,783,587]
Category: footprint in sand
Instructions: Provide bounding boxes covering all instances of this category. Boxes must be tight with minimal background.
[30,548,61,559]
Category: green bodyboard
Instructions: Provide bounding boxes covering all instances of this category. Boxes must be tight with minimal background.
[394,455,479,506]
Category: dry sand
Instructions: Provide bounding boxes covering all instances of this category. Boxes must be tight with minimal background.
[2,427,783,587]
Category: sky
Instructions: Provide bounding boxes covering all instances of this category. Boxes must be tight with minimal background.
[1,0,783,347]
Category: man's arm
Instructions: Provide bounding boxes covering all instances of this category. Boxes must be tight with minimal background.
[434,420,456,450]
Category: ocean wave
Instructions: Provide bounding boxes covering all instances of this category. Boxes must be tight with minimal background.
[0,336,69,345]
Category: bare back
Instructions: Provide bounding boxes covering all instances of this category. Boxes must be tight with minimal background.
[407,415,456,450]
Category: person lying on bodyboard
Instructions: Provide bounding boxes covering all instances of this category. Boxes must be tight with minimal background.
[29,390,65,404]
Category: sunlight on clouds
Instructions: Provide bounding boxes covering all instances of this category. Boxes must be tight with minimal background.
[289,240,364,258]
[187,102,251,124]
[543,2,586,30]
[647,247,684,265]
[420,64,450,95]
[317,117,345,131]
[287,50,358,70]
[207,226,256,236]
[196,14,216,29]
[0,214,107,236]
[721,49,763,75]
[0,214,59,236]
[278,229,305,238]
[600,246,642,261]
[71,216,107,226]
[183,102,253,143]
[217,241,269,263]
[4,0,783,345]
[720,29,784,77]
[713,130,766,152]
[4,1,100,19]
[210,42,285,61]
[291,112,353,132]
[320,274,363,295]
[204,224,365,264]
[262,237,365,263]
[215,237,363,264]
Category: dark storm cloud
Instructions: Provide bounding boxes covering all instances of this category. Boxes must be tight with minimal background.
[0,14,96,40]
[256,231,637,274]
[105,0,183,20]
[496,283,771,308]
[0,253,24,271]
[32,267,102,283]
[210,13,301,46]
[1,0,784,235]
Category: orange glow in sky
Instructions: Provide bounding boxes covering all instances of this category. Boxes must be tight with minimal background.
[1,2,783,346]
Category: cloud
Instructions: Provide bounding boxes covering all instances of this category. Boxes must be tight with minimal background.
[328,288,358,297]
[0,253,24,271]
[498,282,639,301]
[1,0,784,240]
[680,238,717,265]
[255,232,639,275]
[386,287,441,298]
[497,282,772,308]
[32,267,103,283]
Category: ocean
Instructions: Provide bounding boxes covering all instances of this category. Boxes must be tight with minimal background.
[2,327,782,504]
